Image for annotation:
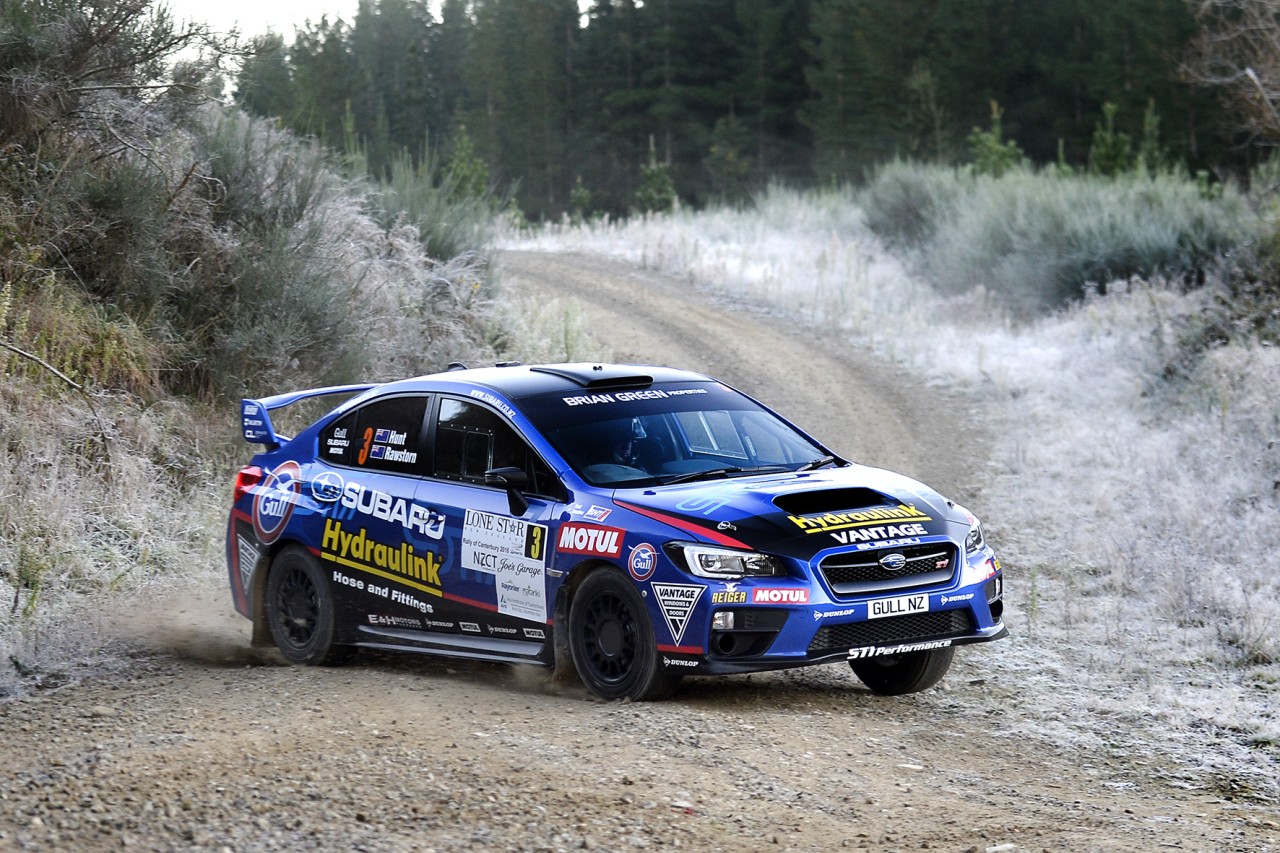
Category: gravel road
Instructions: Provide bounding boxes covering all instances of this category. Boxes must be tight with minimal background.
[0,251,1274,852]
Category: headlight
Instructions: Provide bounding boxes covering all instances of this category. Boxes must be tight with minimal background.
[668,543,785,579]
[965,519,986,553]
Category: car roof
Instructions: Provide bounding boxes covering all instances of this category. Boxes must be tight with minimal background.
[395,363,716,400]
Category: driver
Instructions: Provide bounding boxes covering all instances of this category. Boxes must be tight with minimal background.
[605,418,646,468]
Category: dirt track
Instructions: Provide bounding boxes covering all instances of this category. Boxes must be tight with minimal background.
[0,251,1274,852]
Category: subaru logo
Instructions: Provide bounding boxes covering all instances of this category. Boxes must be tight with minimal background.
[879,553,907,571]
[311,470,345,503]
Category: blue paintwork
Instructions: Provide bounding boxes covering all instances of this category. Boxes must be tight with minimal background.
[226,363,1005,683]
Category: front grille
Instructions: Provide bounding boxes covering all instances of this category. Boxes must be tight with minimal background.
[819,543,958,596]
[808,609,975,654]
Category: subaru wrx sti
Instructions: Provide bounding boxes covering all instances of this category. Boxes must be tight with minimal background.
[227,363,1005,700]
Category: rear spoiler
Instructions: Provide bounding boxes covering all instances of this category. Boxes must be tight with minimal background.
[241,383,378,447]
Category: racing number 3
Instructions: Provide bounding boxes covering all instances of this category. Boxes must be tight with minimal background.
[525,525,544,560]
[357,427,373,465]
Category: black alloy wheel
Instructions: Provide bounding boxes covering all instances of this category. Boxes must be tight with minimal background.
[568,568,680,701]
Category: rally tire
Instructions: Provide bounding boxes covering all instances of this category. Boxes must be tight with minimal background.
[266,546,355,666]
[849,646,955,696]
[569,568,681,701]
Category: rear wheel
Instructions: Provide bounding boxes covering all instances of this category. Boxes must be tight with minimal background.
[849,646,954,695]
[266,546,354,666]
[569,569,681,701]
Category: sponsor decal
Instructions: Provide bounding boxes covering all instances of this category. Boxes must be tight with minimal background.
[468,389,517,419]
[497,573,546,622]
[787,504,933,536]
[830,523,928,545]
[462,510,549,574]
[460,622,481,633]
[584,505,613,522]
[867,593,929,620]
[336,481,444,539]
[711,582,746,604]
[813,606,858,621]
[486,625,519,636]
[424,619,455,630]
[241,402,268,441]
[461,511,549,622]
[324,428,350,455]
[854,537,922,551]
[252,460,301,543]
[562,388,707,407]
[235,533,260,593]
[322,519,443,596]
[652,584,704,646]
[311,470,345,502]
[556,523,624,559]
[751,587,810,605]
[663,657,700,668]
[716,521,738,532]
[368,613,422,629]
[960,555,998,586]
[628,542,657,582]
[939,592,975,605]
[523,628,546,640]
[848,639,953,660]
[332,569,435,614]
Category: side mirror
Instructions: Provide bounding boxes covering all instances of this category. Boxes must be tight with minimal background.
[485,466,530,517]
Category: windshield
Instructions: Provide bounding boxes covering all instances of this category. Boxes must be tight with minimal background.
[519,381,833,487]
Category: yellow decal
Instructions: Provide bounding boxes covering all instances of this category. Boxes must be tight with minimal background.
[787,504,932,534]
[321,518,442,596]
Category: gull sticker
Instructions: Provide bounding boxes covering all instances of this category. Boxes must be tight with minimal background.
[253,460,301,543]
[652,583,704,645]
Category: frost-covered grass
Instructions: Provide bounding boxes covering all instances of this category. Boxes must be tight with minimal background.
[860,162,1258,315]
[502,185,1280,795]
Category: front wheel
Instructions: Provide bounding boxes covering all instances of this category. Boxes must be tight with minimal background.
[849,646,955,695]
[266,546,354,666]
[568,569,681,701]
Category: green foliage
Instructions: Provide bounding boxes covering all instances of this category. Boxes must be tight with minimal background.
[905,61,949,162]
[861,161,1258,314]
[1087,102,1132,177]
[444,126,491,202]
[635,139,678,214]
[569,176,593,223]
[705,115,753,204]
[967,102,1025,178]
[1137,99,1169,175]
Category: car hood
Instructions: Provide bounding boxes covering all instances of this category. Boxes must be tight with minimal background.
[611,465,968,560]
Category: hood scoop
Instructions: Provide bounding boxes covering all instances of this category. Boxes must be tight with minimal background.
[772,488,892,516]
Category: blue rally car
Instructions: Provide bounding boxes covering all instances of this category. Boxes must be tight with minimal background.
[227,363,1005,700]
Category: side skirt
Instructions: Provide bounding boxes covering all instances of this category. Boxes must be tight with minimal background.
[355,624,548,666]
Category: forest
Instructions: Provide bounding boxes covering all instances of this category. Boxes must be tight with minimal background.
[233,0,1242,220]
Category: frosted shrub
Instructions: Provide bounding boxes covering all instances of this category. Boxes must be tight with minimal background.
[860,163,1258,315]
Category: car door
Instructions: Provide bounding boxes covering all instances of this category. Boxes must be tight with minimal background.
[416,395,564,648]
[311,393,447,634]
